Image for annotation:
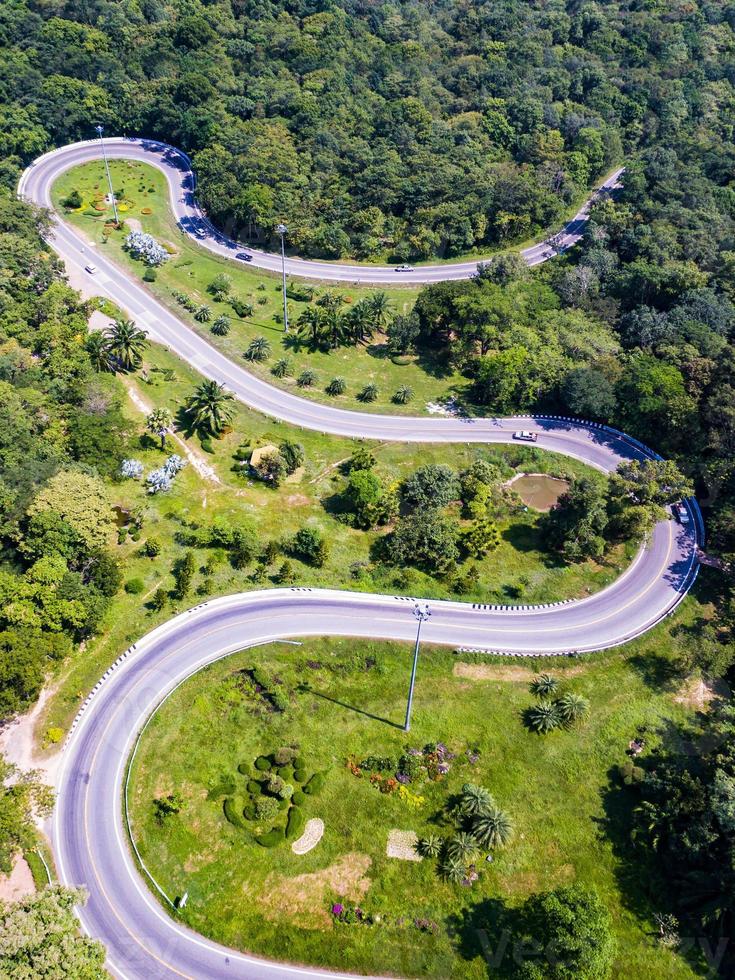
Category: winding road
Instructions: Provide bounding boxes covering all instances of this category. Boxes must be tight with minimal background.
[20,140,700,980]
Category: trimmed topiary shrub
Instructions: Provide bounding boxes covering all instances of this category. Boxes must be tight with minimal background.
[252,668,270,689]
[278,798,290,811]
[257,828,285,847]
[303,772,325,796]
[255,796,280,821]
[286,806,306,840]
[279,766,294,782]
[274,746,297,766]
[243,804,256,821]
[292,790,306,806]
[237,762,249,775]
[293,756,306,770]
[125,578,145,595]
[246,780,262,795]
[254,756,272,771]
[223,797,247,828]
[293,769,307,783]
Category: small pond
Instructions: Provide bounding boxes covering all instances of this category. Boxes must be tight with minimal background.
[511,474,570,511]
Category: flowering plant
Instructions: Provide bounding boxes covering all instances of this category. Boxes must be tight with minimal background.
[124,230,169,266]
[121,458,144,479]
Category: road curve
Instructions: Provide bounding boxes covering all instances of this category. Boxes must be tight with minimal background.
[21,141,700,979]
[20,137,624,284]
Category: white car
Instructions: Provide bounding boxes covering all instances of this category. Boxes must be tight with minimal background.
[513,430,537,442]
[674,503,690,525]
[85,264,97,274]
[394,265,415,272]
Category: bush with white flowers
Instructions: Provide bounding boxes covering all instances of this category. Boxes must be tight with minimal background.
[146,454,187,494]
[121,458,144,479]
[124,230,169,267]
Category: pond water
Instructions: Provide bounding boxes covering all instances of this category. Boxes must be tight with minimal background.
[511,474,570,511]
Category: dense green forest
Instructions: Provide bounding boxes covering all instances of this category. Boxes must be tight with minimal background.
[2,0,734,259]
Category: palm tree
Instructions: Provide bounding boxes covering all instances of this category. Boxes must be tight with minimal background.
[185,380,235,435]
[528,700,561,734]
[367,290,392,332]
[440,855,468,885]
[146,407,173,450]
[297,307,325,348]
[104,319,149,371]
[271,358,291,378]
[211,315,230,336]
[445,832,480,863]
[459,783,495,818]
[557,692,590,726]
[472,806,513,849]
[317,291,345,313]
[244,336,272,362]
[86,332,113,372]
[326,376,347,396]
[297,369,318,388]
[393,384,414,404]
[530,673,559,697]
[358,382,379,402]
[416,835,442,858]
[194,304,212,322]
[347,299,376,344]
[323,308,348,349]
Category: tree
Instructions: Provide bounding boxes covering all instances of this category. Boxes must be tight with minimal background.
[402,464,459,511]
[563,368,616,420]
[386,512,459,572]
[0,755,53,871]
[291,527,329,567]
[345,469,385,529]
[251,449,287,486]
[463,517,500,558]
[103,319,148,372]
[184,381,235,435]
[85,332,112,372]
[517,885,616,979]
[146,407,173,450]
[0,885,106,978]
[607,459,693,537]
[541,478,609,560]
[27,470,115,553]
[279,441,304,474]
[173,550,196,598]
[472,805,513,849]
[530,673,558,697]
[387,313,420,354]
[244,336,271,362]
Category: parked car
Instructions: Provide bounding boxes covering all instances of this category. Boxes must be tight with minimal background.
[513,430,537,442]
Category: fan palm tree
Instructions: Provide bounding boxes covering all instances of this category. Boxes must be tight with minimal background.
[440,855,468,885]
[194,304,212,322]
[271,358,291,378]
[244,336,272,362]
[185,380,235,435]
[459,783,495,818]
[348,299,376,344]
[472,805,513,849]
[210,315,230,336]
[393,384,414,404]
[416,835,442,858]
[104,319,149,371]
[146,407,173,450]
[528,700,561,734]
[86,332,113,372]
[358,382,379,402]
[557,692,590,726]
[297,369,318,388]
[323,308,349,349]
[326,376,347,396]
[530,673,559,697]
[297,307,325,348]
[445,832,480,863]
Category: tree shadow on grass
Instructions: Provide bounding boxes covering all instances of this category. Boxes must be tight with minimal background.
[627,650,684,693]
[501,523,540,554]
[446,897,523,977]
[295,681,403,730]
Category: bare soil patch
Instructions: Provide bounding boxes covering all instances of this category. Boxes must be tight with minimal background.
[0,855,35,902]
[453,662,585,683]
[259,853,372,930]
[674,674,730,710]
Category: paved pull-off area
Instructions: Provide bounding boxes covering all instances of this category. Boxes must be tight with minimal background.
[19,140,700,980]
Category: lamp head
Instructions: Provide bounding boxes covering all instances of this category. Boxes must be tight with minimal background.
[276,223,288,236]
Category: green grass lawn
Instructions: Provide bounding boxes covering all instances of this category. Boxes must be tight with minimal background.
[128,632,704,978]
[52,160,472,413]
[37,336,629,743]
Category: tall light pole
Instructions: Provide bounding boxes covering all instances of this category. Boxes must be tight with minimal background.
[95,124,119,226]
[276,223,289,333]
[404,603,431,733]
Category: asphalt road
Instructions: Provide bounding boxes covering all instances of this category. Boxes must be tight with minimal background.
[20,141,700,980]
[20,137,624,284]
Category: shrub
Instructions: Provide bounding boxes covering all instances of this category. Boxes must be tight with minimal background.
[45,727,64,744]
[245,336,272,362]
[360,756,395,772]
[230,297,253,318]
[256,828,285,848]
[254,756,272,771]
[271,358,291,378]
[194,304,212,322]
[255,796,280,821]
[286,806,306,840]
[266,773,286,796]
[223,796,246,828]
[125,578,145,595]
[211,315,230,336]
[619,761,645,786]
[279,766,294,781]
[200,437,214,454]
[278,797,290,810]
[274,746,297,766]
[143,267,157,282]
[290,526,329,567]
[247,780,263,795]
[63,189,83,209]
[393,384,414,404]
[527,700,561,734]
[398,753,423,780]
[293,768,307,783]
[358,383,379,402]
[271,689,289,712]
[303,772,325,796]
[237,762,249,775]
[297,369,318,388]
[326,376,347,396]
[251,668,271,689]
[292,790,306,805]
[293,756,306,770]
[124,230,169,266]
[143,537,161,558]
[243,804,256,821]
[530,673,559,697]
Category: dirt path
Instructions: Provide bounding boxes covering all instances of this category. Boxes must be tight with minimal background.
[123,380,222,486]
[0,683,63,789]
[0,855,35,902]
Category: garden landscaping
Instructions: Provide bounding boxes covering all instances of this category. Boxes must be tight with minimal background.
[127,635,705,978]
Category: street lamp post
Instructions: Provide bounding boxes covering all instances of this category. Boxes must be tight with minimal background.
[276,223,289,333]
[404,603,431,733]
[95,125,119,226]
